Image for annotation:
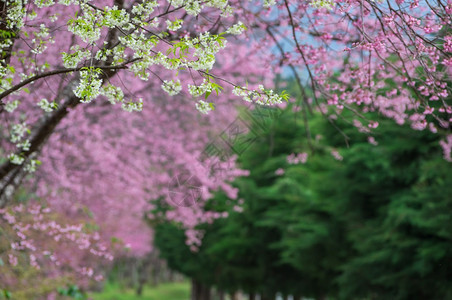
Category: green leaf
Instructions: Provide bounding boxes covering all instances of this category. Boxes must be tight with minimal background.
[280,90,290,102]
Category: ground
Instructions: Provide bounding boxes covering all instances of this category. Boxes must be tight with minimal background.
[89,281,190,300]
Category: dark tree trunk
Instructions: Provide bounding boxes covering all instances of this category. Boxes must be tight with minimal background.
[151,253,160,286]
[231,291,239,300]
[249,293,256,300]
[191,280,212,300]
[200,283,211,300]
[191,279,199,300]
[261,293,275,300]
[217,290,225,300]
[136,282,144,296]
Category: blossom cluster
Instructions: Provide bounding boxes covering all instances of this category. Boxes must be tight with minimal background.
[0,203,112,282]
[226,22,247,35]
[37,98,57,113]
[162,79,182,96]
[196,100,215,114]
[233,85,287,105]
[287,153,308,164]
[73,68,103,104]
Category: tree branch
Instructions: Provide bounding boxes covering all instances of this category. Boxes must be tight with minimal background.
[0,59,139,102]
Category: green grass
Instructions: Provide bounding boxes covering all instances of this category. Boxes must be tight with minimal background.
[89,281,190,300]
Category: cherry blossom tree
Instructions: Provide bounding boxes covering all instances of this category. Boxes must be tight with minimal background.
[0,203,113,297]
[234,0,451,155]
[0,0,451,295]
[0,0,286,204]
[0,0,282,293]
